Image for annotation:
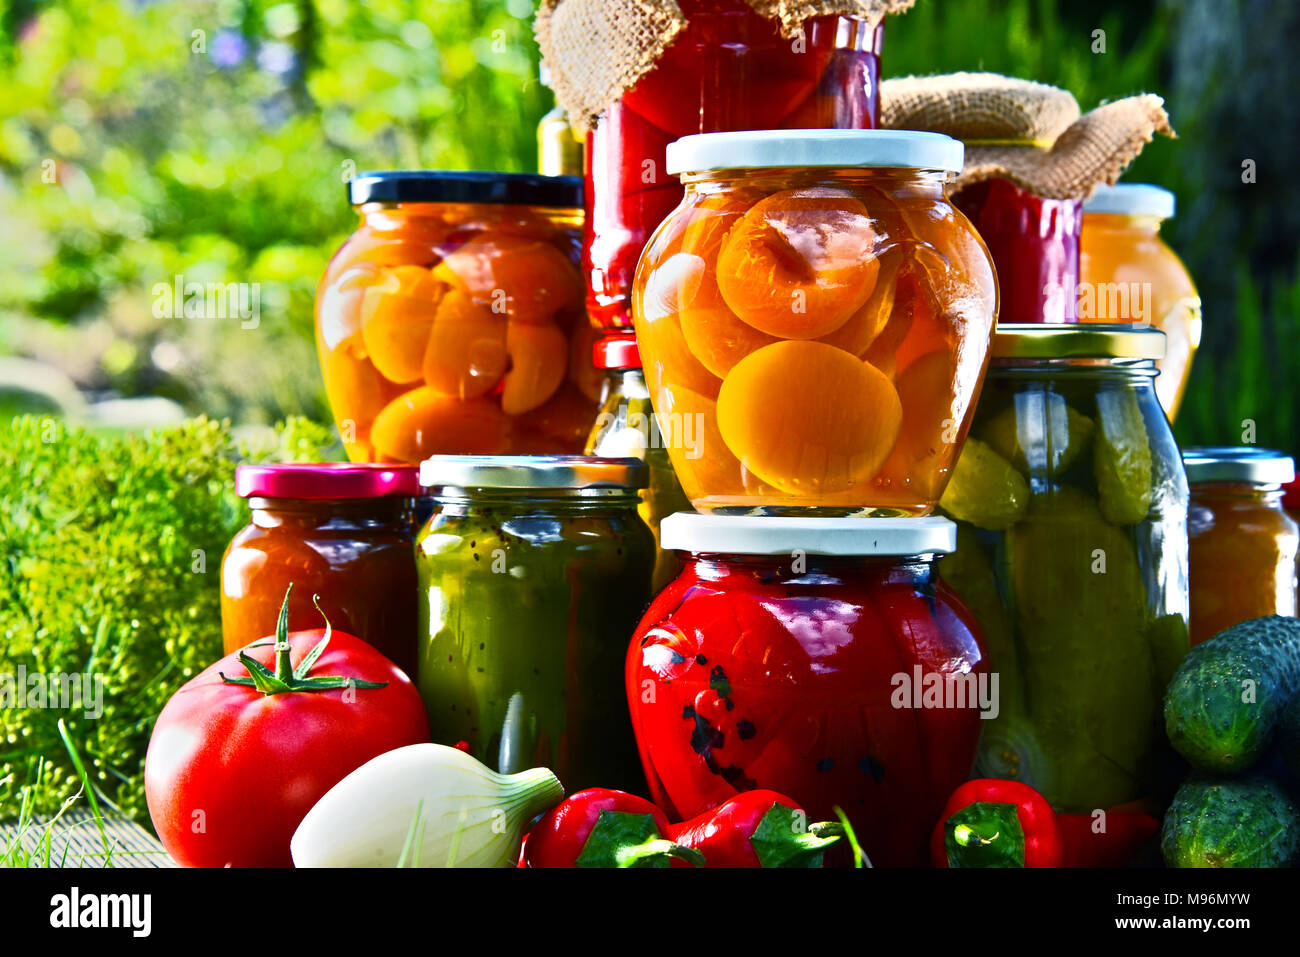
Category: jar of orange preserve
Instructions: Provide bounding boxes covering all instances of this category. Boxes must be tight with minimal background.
[1080,184,1201,419]
[315,171,602,463]
[1185,448,1298,646]
[633,129,998,515]
[221,464,422,677]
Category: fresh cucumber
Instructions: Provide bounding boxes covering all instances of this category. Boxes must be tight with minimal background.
[1164,616,1300,772]
[1161,774,1300,868]
[1281,693,1300,778]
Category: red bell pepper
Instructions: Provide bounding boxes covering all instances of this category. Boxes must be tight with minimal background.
[667,790,844,868]
[523,788,703,868]
[930,778,1063,868]
[1056,811,1160,868]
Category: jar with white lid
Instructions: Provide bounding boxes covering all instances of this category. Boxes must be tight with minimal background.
[632,129,998,516]
[625,513,987,867]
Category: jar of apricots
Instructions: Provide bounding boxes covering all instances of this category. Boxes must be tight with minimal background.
[633,130,998,515]
[315,171,603,463]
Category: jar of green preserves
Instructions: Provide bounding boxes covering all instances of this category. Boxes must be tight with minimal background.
[585,334,692,594]
[937,325,1189,815]
[416,454,654,793]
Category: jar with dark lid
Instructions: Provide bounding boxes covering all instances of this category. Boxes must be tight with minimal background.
[1185,447,1298,646]
[416,454,655,792]
[627,513,986,867]
[585,333,691,592]
[221,463,422,677]
[315,171,601,464]
[939,324,1188,815]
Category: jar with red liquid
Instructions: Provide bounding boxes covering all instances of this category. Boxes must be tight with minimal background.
[221,464,422,677]
[586,3,884,331]
[955,178,1082,324]
[626,514,988,867]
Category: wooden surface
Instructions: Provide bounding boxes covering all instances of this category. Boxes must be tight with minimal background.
[1,809,176,868]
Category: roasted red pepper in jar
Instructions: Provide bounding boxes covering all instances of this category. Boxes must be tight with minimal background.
[930,778,1064,868]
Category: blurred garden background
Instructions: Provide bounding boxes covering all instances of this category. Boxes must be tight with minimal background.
[0,0,1297,448]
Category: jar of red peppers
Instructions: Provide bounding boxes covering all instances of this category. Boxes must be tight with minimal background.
[1184,448,1299,646]
[315,171,602,463]
[626,513,988,867]
[221,464,422,677]
[583,2,885,332]
[632,129,998,515]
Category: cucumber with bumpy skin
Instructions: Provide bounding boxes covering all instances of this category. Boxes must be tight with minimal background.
[1164,616,1300,772]
[1161,774,1300,868]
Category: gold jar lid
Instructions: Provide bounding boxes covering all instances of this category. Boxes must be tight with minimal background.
[991,323,1166,360]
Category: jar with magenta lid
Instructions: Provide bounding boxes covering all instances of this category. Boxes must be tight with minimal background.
[582,2,886,332]
[1184,447,1298,646]
[585,333,692,592]
[220,464,422,677]
[627,513,987,867]
[315,171,602,464]
[1080,184,1202,419]
[938,325,1189,815]
[416,455,655,793]
[633,129,998,516]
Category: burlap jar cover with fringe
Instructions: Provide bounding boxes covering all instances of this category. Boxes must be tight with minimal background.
[880,72,1174,199]
[536,0,916,129]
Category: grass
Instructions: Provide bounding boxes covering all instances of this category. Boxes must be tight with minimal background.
[1,719,118,868]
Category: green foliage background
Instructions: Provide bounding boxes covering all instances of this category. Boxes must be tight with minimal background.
[0,0,1295,451]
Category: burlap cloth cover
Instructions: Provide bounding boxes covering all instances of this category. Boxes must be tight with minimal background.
[881,72,1174,199]
[536,0,916,129]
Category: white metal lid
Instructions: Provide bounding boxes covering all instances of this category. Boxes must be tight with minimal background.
[1084,183,1176,219]
[659,513,957,556]
[1183,447,1295,486]
[665,129,965,176]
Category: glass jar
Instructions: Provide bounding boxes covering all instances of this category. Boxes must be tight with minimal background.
[1080,184,1202,419]
[954,177,1082,324]
[315,171,602,463]
[585,334,692,593]
[586,3,884,332]
[938,325,1189,815]
[627,514,986,867]
[1184,448,1298,646]
[416,455,655,793]
[633,129,998,515]
[221,464,422,677]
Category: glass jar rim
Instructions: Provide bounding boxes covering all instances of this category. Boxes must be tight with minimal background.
[665,129,964,176]
[1083,183,1175,219]
[1183,447,1296,486]
[419,454,648,491]
[660,514,955,557]
[348,170,582,208]
[991,323,1166,360]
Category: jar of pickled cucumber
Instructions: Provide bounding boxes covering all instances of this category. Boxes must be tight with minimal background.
[315,171,602,463]
[633,129,998,516]
[1080,184,1201,419]
[1185,447,1298,646]
[585,334,692,593]
[415,455,654,793]
[937,324,1189,815]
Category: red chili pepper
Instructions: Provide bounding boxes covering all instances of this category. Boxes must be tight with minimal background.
[930,778,1063,868]
[1056,811,1160,868]
[666,790,844,868]
[523,788,703,868]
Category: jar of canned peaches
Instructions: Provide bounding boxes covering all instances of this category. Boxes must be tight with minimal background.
[633,130,998,515]
[315,171,602,463]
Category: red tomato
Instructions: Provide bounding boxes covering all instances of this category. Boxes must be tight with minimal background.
[145,627,430,867]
